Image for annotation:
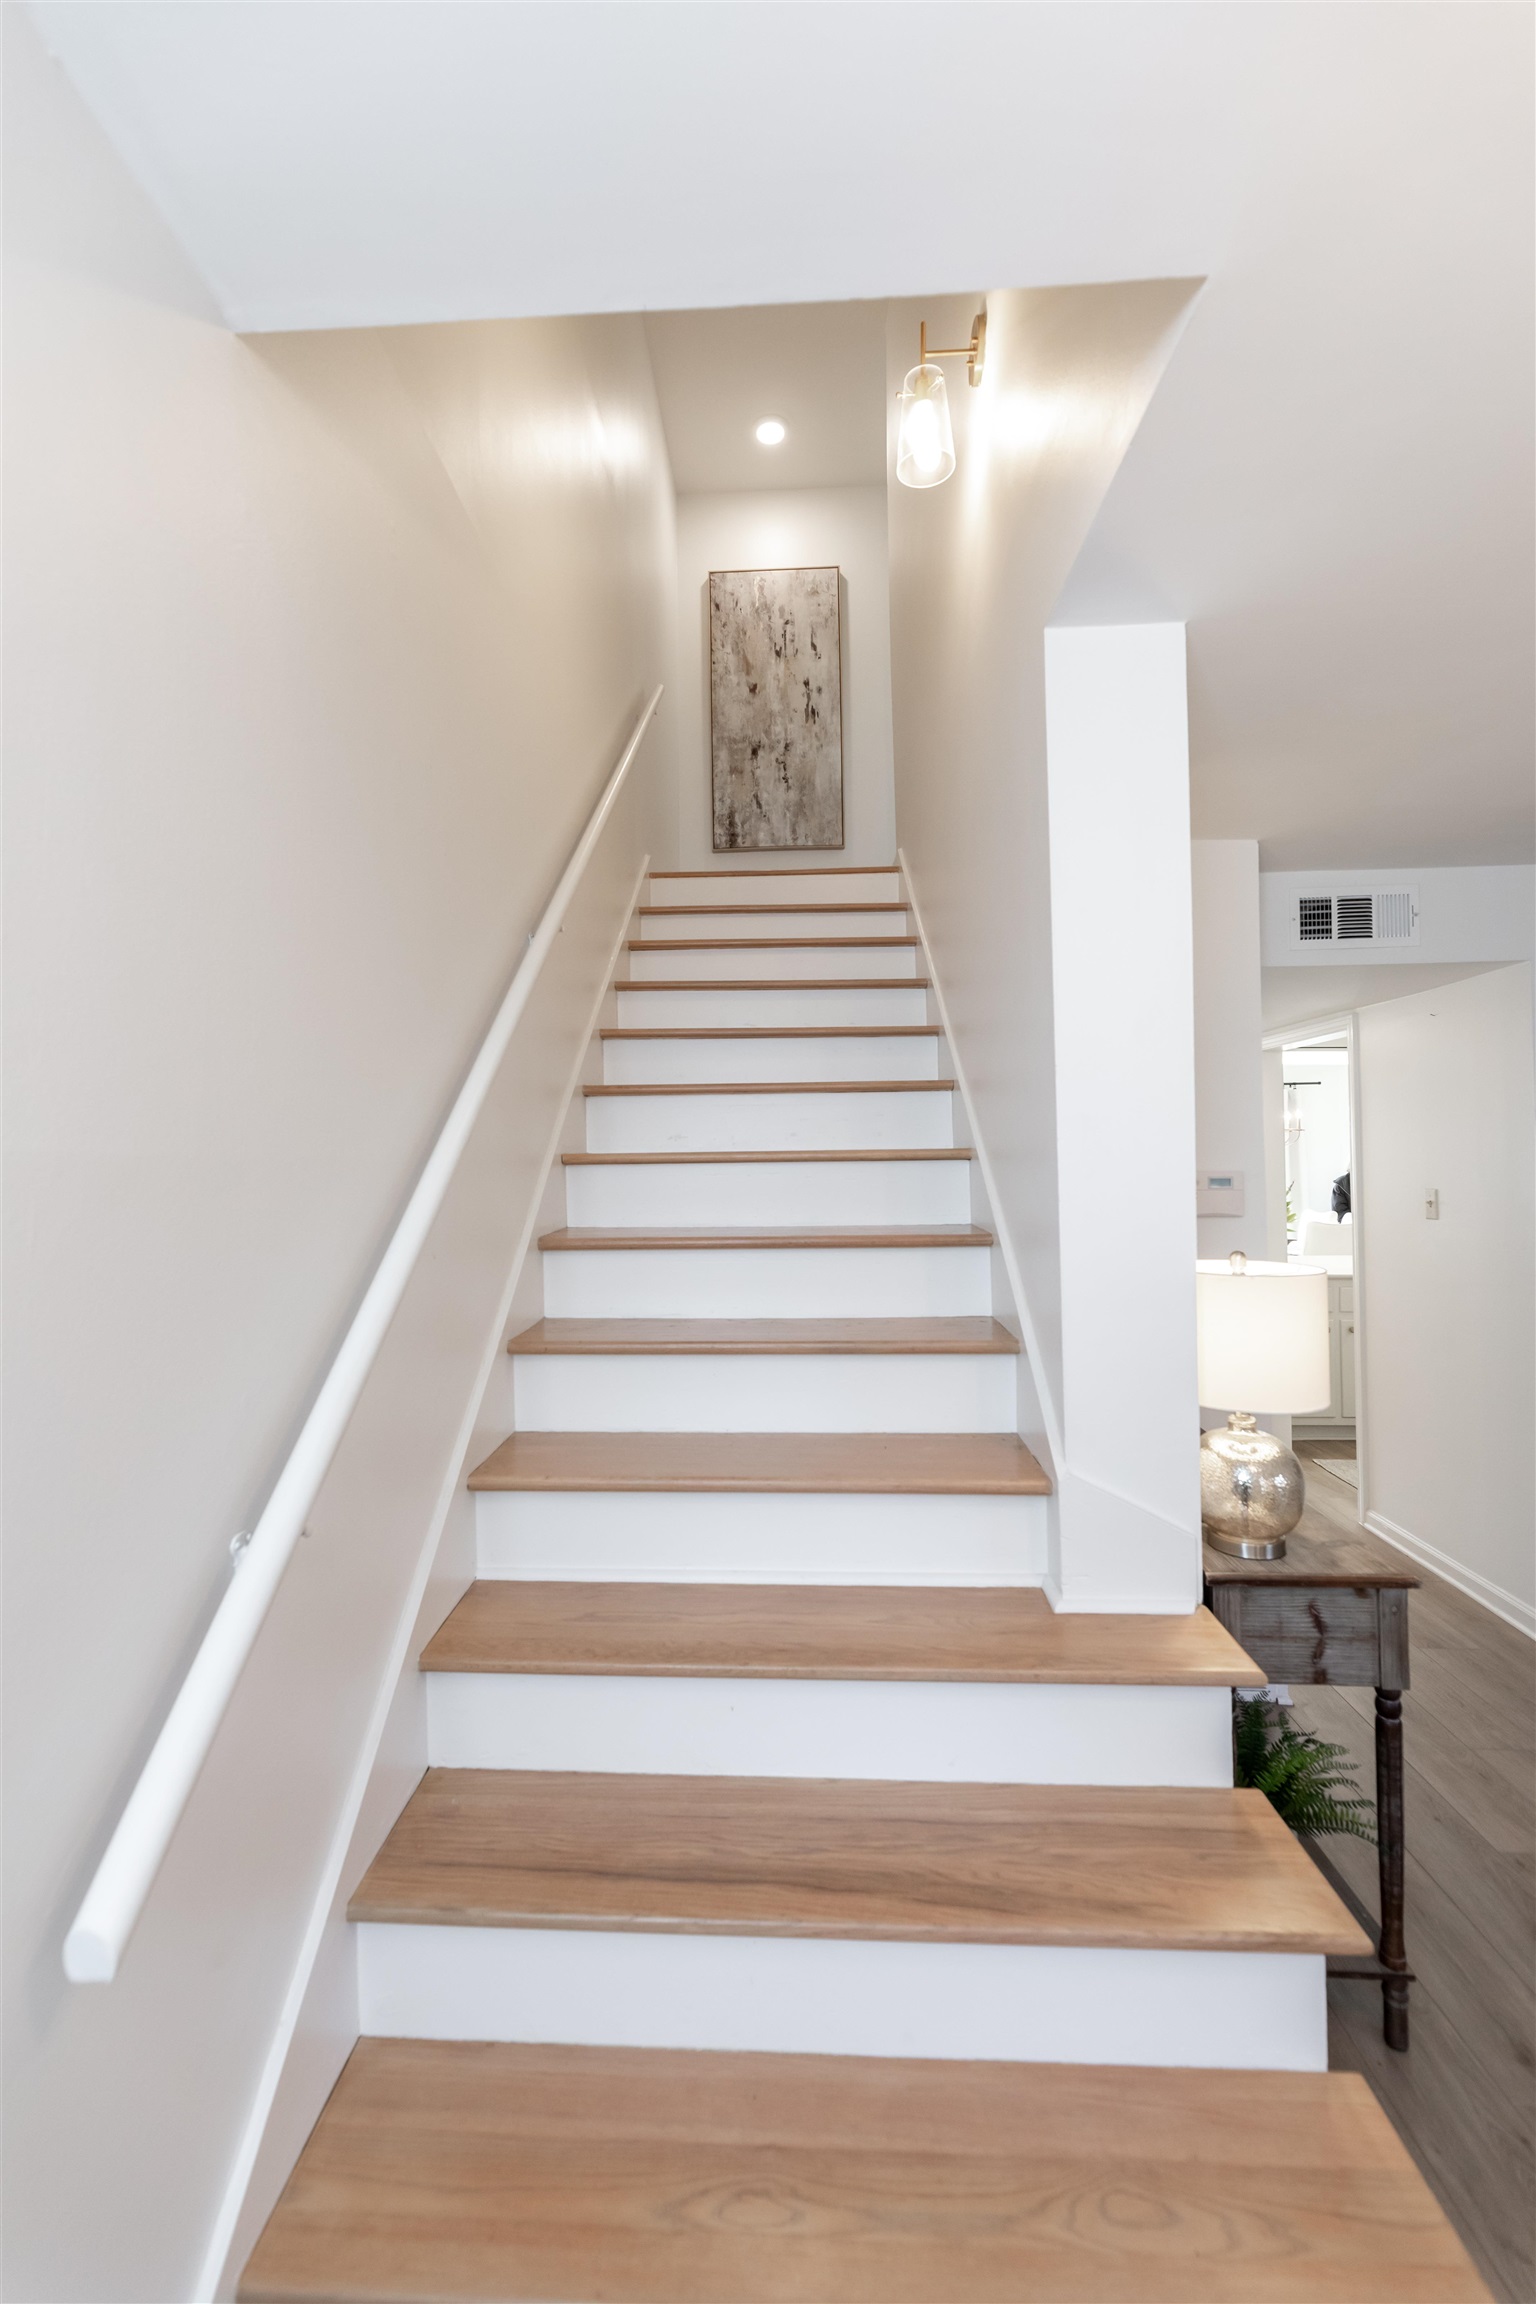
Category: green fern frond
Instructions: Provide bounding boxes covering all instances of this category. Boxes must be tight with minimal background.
[1233,1698,1377,1843]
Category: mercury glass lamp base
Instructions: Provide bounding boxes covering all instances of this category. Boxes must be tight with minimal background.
[1206,1526,1290,1562]
[1200,1411,1305,1561]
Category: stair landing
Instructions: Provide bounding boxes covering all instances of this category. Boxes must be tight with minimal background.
[239,2038,1491,2303]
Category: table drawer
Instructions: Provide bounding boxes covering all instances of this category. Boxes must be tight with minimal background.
[1209,1583,1401,1686]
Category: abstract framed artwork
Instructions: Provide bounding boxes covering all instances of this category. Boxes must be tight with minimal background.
[708,565,844,851]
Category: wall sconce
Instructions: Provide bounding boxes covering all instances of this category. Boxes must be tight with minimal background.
[895,311,986,490]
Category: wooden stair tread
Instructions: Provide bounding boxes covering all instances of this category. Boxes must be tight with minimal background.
[653,861,902,875]
[629,937,920,951]
[563,1148,973,1165]
[584,1077,954,1096]
[600,1023,937,1039]
[239,2040,1489,2304]
[348,1770,1367,1952]
[507,1316,1018,1355]
[467,1431,1052,1494]
[537,1225,992,1251]
[618,975,932,990]
[639,902,908,916]
[421,1582,1264,1687]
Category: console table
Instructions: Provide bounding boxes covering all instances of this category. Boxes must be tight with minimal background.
[1203,1514,1418,2051]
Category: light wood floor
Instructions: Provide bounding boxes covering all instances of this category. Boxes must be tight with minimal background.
[1292,1445,1535,2304]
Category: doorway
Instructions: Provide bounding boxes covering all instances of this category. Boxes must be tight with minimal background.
[1276,1028,1358,1494]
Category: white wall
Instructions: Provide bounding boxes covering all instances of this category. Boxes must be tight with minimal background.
[1045,626,1201,1611]
[886,282,1200,1606]
[3,17,675,2299]
[1261,865,1534,968]
[1192,841,1269,1261]
[669,486,895,870]
[1357,965,1535,1633]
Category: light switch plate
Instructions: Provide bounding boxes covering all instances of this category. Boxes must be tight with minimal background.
[1197,1169,1246,1217]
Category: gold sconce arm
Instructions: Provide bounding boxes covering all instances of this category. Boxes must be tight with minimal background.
[919,311,987,386]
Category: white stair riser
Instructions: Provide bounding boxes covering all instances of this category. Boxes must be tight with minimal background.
[543,1245,993,1319]
[426,1678,1235,1787]
[586,1087,952,1153]
[511,1353,1016,1433]
[602,1035,940,1086]
[616,987,928,1029]
[641,910,910,942]
[564,1159,972,1228]
[475,1490,1050,1584]
[357,1929,1327,2072]
[627,945,920,982]
[649,874,902,905]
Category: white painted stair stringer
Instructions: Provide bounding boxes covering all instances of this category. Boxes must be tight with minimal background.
[896,849,1064,1531]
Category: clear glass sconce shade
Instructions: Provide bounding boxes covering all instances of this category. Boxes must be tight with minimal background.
[895,362,956,489]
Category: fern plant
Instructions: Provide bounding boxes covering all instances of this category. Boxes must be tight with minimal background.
[1233,1698,1376,1843]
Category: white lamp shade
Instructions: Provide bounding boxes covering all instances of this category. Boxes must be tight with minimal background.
[1196,1259,1331,1412]
[896,362,956,488]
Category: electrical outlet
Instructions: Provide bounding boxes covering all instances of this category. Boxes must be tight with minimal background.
[1425,1188,1440,1221]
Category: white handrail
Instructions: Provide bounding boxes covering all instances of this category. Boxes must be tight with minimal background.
[64,687,663,1983]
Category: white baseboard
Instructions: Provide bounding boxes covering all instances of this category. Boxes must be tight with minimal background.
[1365,1510,1535,1641]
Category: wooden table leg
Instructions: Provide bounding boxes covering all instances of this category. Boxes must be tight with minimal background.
[1376,1687,1411,2050]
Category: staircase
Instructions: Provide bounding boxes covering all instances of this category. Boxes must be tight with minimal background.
[241,864,1487,2301]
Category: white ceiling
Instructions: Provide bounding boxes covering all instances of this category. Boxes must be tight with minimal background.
[27,1,1535,868]
[643,303,885,495]
[1262,962,1511,1036]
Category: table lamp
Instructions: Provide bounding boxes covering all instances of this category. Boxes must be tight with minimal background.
[1196,1251,1331,1558]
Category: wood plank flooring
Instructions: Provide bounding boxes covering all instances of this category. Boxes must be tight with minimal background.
[348,1770,1368,1951]
[419,1581,1266,1686]
[467,1430,1052,1494]
[238,2040,1491,2304]
[1289,1446,1535,2304]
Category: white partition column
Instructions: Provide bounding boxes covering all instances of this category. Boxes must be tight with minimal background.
[1044,624,1201,1612]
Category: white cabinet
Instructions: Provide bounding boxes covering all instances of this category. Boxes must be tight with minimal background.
[1301,1273,1355,1430]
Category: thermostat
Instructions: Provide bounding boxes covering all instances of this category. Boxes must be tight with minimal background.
[1197,1170,1246,1217]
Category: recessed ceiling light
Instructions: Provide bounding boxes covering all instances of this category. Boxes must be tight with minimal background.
[755,419,787,446]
